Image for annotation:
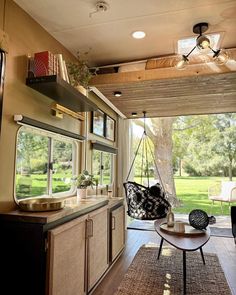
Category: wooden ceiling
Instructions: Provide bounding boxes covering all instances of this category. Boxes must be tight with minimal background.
[90,49,236,118]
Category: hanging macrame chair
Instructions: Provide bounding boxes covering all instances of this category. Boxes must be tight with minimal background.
[123,112,171,220]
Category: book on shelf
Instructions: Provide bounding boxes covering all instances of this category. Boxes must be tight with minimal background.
[63,59,70,83]
[56,53,66,81]
[34,51,55,76]
[30,51,70,84]
[53,54,59,77]
[55,53,70,83]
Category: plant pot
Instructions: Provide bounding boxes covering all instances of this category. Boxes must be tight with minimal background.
[77,188,87,200]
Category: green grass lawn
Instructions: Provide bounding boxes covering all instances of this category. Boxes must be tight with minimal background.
[134,176,235,216]
[16,173,72,199]
[175,176,236,216]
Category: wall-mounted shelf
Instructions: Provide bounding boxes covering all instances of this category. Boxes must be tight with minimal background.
[26,75,98,112]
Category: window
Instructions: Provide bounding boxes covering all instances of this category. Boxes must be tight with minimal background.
[92,150,113,185]
[15,126,78,200]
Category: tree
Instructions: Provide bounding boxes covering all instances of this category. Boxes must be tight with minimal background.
[17,130,48,174]
[133,117,176,199]
[173,115,215,176]
[132,113,235,207]
[172,114,236,180]
[172,116,200,176]
[212,114,236,180]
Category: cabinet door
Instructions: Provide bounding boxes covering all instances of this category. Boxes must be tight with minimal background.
[87,206,109,291]
[47,215,87,295]
[111,205,125,261]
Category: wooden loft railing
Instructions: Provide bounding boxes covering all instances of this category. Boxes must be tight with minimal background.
[91,48,236,85]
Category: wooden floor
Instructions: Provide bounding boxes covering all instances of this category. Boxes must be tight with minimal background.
[93,229,236,295]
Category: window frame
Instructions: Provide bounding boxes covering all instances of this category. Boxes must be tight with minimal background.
[14,125,79,200]
[92,149,114,186]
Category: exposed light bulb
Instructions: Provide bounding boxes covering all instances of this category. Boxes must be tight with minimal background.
[196,35,211,54]
[213,49,229,65]
[197,35,210,49]
[175,55,189,70]
[201,40,210,49]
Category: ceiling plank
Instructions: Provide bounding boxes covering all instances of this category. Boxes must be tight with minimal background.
[90,49,236,118]
[91,71,236,118]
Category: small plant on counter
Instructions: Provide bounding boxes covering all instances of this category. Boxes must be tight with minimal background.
[73,170,95,189]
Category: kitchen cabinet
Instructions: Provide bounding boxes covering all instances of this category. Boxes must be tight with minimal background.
[87,205,109,291]
[110,204,125,261]
[0,198,124,295]
[47,215,87,295]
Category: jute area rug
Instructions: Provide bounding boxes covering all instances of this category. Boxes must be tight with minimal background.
[115,245,232,295]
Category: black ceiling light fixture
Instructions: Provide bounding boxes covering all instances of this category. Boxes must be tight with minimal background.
[176,22,229,70]
[113,91,122,97]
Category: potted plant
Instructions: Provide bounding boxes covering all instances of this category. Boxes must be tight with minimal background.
[67,51,93,94]
[73,170,95,199]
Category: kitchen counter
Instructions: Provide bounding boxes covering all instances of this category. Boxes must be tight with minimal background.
[0,195,125,295]
[0,195,124,225]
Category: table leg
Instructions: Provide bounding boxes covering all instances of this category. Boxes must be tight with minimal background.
[183,250,186,295]
[157,237,164,260]
[200,247,205,265]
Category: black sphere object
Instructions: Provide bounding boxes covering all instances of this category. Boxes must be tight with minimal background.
[189,209,209,230]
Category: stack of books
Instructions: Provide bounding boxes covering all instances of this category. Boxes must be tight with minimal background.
[29,51,70,83]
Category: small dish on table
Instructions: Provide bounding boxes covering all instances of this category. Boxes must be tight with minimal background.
[160,221,206,236]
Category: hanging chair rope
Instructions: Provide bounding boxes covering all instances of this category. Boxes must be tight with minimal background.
[123,111,172,220]
[145,134,150,187]
[140,132,145,185]
[126,131,145,181]
[126,111,167,194]
[146,137,166,194]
